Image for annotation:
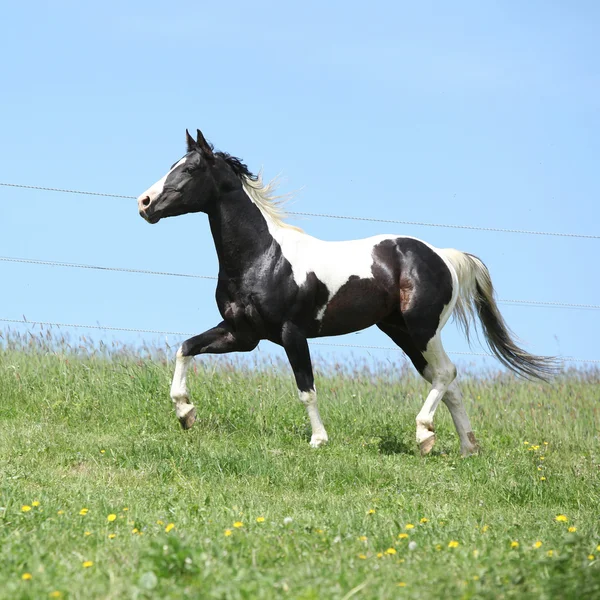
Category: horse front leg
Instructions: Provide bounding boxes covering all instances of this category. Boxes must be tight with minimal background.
[281,322,328,448]
[170,321,258,429]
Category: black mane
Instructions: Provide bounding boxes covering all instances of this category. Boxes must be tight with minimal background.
[216,152,258,182]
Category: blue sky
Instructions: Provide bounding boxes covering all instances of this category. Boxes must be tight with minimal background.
[1,0,598,372]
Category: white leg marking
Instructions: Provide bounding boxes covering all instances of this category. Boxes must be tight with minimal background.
[170,347,195,425]
[415,335,457,454]
[443,382,479,456]
[298,389,328,448]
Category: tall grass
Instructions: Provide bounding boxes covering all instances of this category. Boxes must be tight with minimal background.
[1,329,599,599]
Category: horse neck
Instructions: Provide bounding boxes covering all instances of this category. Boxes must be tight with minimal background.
[207,187,274,278]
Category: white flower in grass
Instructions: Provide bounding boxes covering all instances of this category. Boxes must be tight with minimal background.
[283,517,293,525]
[408,541,417,551]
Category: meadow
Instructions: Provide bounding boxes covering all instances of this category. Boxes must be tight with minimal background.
[0,331,599,599]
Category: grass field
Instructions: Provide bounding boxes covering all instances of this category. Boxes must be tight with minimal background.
[1,332,599,599]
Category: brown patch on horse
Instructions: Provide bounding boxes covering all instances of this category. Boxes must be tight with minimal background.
[399,275,414,311]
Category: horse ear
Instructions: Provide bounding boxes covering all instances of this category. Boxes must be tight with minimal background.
[196,129,214,160]
[185,129,197,152]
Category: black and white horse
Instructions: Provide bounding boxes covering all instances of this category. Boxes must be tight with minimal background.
[137,129,555,456]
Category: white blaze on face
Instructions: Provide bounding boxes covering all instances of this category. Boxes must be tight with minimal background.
[137,157,188,206]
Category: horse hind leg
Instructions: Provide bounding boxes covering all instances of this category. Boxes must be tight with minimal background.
[378,318,476,456]
[442,382,480,456]
[377,320,449,455]
[412,334,458,455]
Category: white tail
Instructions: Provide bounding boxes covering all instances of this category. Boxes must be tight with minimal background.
[439,248,557,381]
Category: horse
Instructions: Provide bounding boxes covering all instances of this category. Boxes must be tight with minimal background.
[136,129,556,456]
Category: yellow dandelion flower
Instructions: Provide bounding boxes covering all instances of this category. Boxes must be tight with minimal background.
[524,441,529,445]
[84,531,92,536]
[367,509,376,515]
[588,555,595,561]
[540,456,545,461]
[358,553,367,560]
[397,582,407,587]
[233,521,243,528]
[108,533,116,539]
[597,545,600,552]
[31,501,40,507]
[131,528,139,534]
[21,573,32,580]
[398,533,409,539]
[555,515,568,522]
[405,523,415,530]
[435,544,442,551]
[107,514,117,522]
[21,505,32,512]
[315,528,324,534]
[385,547,397,555]
[376,552,383,558]
[481,525,489,533]
[547,550,554,557]
[420,517,429,523]
[540,476,546,481]
[156,520,164,525]
[122,507,128,511]
[100,450,105,454]
[49,592,62,598]
[57,510,64,515]
[568,526,577,533]
[531,445,540,450]
[79,508,89,516]
[165,523,175,533]
[256,517,265,523]
[224,529,232,537]
[448,540,459,548]
[538,467,543,471]
[472,575,480,581]
[358,535,367,542]
[534,541,542,549]
[511,541,519,549]
[82,561,93,568]
[543,441,548,445]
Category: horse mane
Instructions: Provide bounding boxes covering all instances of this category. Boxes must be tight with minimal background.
[217,152,303,232]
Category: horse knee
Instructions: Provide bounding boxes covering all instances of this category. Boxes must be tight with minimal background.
[434,362,456,387]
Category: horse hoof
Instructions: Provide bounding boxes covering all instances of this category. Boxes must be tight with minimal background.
[179,407,196,430]
[461,433,480,456]
[419,434,436,456]
[310,435,328,448]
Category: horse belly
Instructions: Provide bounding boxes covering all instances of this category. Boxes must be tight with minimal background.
[317,275,398,337]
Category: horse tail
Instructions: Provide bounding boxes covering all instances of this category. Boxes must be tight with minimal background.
[439,248,558,381]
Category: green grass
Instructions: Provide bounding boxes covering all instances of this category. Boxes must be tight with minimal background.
[1,333,599,599]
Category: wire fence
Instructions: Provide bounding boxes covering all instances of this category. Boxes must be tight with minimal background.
[1,317,598,364]
[2,180,598,365]
[2,181,599,240]
[1,255,599,311]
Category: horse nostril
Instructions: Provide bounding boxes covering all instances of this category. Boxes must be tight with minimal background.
[141,196,151,208]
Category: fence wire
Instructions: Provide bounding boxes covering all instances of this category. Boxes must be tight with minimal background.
[1,317,597,365]
[1,181,598,240]
[1,256,598,311]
